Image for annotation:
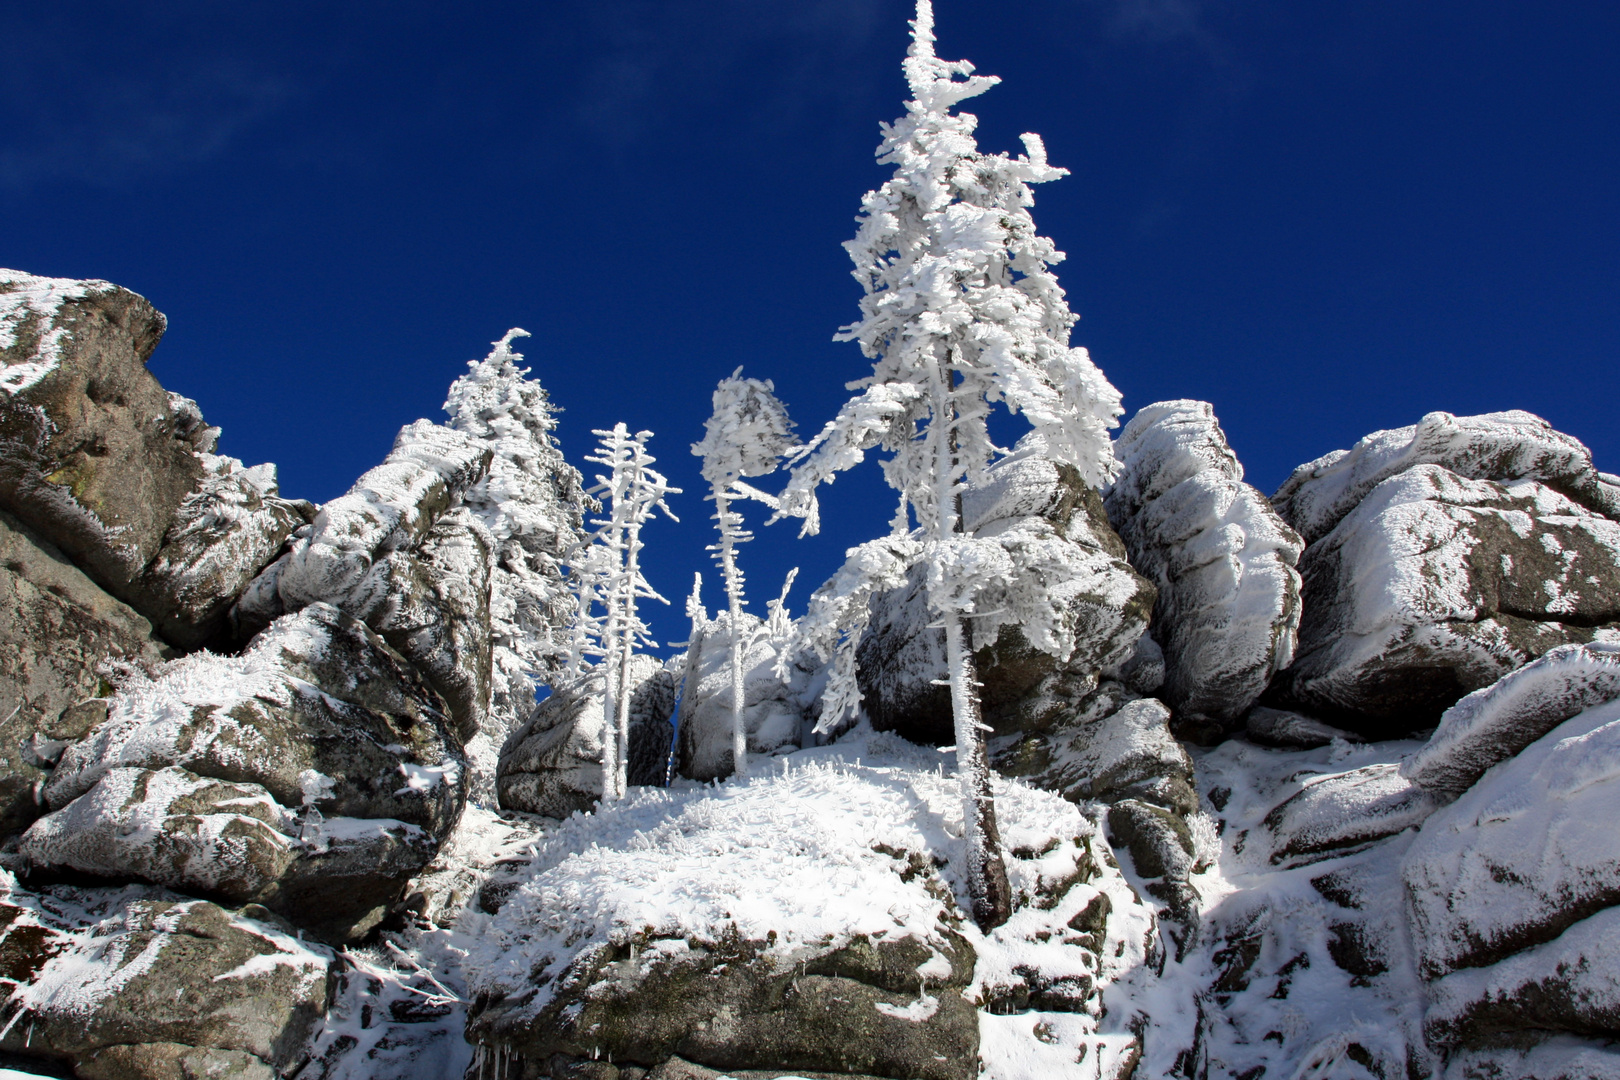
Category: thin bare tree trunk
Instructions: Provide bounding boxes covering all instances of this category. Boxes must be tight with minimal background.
[934,352,1012,932]
[715,493,749,778]
[944,616,1012,931]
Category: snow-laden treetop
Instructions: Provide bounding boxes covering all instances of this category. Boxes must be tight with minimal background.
[776,0,1123,537]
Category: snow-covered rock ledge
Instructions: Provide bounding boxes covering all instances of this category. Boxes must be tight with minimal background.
[463,734,1155,1080]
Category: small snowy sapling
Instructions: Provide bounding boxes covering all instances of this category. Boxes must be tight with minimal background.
[773,0,1125,931]
[691,370,798,778]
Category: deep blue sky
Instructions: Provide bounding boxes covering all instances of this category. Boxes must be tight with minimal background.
[6,1,1618,650]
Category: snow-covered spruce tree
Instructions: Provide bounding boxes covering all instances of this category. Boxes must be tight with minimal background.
[774,0,1125,931]
[691,370,798,778]
[443,329,589,773]
[581,423,679,801]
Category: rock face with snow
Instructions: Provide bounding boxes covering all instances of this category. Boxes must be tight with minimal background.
[467,737,1159,1080]
[1402,640,1620,799]
[497,654,675,818]
[1402,678,1620,1052]
[1273,409,1620,547]
[1271,411,1620,733]
[0,270,202,596]
[0,507,173,837]
[0,876,331,1079]
[857,448,1156,746]
[1105,400,1303,739]
[675,611,808,781]
[19,604,468,943]
[0,271,314,651]
[235,421,496,740]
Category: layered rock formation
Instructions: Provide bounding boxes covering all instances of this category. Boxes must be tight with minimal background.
[1105,400,1303,741]
[1270,411,1620,734]
[5,268,1619,1080]
[21,604,468,944]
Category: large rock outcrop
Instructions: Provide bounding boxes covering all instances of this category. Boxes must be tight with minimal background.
[675,611,809,781]
[235,421,495,741]
[1271,412,1620,733]
[0,874,331,1080]
[0,270,313,650]
[0,507,172,838]
[497,654,676,818]
[1105,400,1303,739]
[856,442,1156,746]
[19,603,468,943]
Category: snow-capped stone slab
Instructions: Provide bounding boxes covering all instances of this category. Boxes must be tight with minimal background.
[1260,762,1437,867]
[1423,904,1620,1049]
[496,654,673,818]
[1402,694,1620,980]
[1106,400,1303,733]
[0,882,330,1075]
[675,611,807,781]
[1404,641,1620,799]
[1279,464,1620,731]
[1272,409,1620,546]
[28,604,466,941]
[469,734,1160,1080]
[234,419,492,632]
[858,441,1155,744]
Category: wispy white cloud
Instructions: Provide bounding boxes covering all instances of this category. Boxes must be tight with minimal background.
[0,38,295,188]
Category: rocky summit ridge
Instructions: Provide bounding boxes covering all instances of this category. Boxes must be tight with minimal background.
[1,267,1618,1080]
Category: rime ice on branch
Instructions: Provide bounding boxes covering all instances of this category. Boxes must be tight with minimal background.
[773,0,1125,931]
[574,424,679,802]
[691,370,798,778]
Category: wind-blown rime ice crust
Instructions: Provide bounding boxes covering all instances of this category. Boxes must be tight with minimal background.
[1272,409,1620,546]
[1106,400,1303,736]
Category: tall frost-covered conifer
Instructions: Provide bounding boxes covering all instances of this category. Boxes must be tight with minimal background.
[444,329,589,771]
[692,370,797,778]
[776,0,1124,930]
[580,424,679,801]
